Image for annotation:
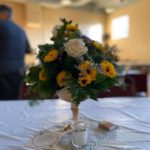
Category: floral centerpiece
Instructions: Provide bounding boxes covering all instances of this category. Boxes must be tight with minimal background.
[26,18,120,120]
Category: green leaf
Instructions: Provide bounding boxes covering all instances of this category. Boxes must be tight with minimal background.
[95,73,106,84]
[61,54,78,75]
[26,66,41,83]
[38,44,52,52]
[66,78,87,105]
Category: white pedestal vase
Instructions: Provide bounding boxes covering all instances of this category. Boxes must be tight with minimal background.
[57,88,88,148]
[57,87,79,121]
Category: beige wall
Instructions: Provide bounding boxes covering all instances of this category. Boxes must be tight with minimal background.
[27,7,106,49]
[43,8,106,45]
[0,0,25,26]
[0,1,106,64]
[0,1,106,49]
[26,7,106,49]
[1,0,150,64]
[106,0,150,64]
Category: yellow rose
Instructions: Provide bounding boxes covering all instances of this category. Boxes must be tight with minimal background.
[39,70,46,81]
[93,41,105,51]
[79,75,92,87]
[66,24,79,31]
[44,49,58,62]
[100,61,117,78]
[56,71,71,87]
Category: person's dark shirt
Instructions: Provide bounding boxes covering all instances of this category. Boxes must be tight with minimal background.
[0,20,30,74]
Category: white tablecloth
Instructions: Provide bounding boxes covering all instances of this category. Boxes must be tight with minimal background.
[1,97,150,150]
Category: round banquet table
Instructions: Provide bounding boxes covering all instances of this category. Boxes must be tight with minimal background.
[0,97,150,150]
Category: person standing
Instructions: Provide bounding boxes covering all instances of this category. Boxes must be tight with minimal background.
[0,5,31,100]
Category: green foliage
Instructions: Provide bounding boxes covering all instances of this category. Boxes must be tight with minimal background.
[95,73,106,84]
[26,66,41,84]
[61,54,79,76]
[66,78,88,105]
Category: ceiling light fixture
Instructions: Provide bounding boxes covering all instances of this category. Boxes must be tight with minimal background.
[61,0,71,6]
[105,8,115,14]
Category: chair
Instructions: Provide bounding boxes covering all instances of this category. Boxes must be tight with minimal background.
[99,73,148,98]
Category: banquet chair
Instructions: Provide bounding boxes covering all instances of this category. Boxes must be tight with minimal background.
[125,73,148,96]
[98,84,137,98]
[98,73,148,98]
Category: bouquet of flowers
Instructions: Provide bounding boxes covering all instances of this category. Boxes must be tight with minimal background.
[26,18,120,106]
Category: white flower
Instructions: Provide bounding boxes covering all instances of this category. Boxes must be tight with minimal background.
[64,39,88,58]
[52,25,60,37]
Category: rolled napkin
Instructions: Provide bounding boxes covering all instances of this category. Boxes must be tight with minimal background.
[99,121,118,131]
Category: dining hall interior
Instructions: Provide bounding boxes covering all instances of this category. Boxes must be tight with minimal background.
[1,0,150,149]
[0,0,150,99]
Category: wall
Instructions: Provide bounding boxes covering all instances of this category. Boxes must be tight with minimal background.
[2,0,150,64]
[0,0,25,26]
[28,7,106,49]
[42,7,106,44]
[0,1,106,64]
[106,0,150,64]
[0,0,106,49]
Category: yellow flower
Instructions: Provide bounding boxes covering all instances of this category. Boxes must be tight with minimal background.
[39,70,46,81]
[79,75,92,87]
[100,61,117,78]
[87,68,97,81]
[66,24,79,31]
[56,71,71,87]
[79,61,97,81]
[93,41,104,51]
[44,49,58,62]
[79,61,91,71]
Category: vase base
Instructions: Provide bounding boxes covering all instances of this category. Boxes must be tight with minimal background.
[72,141,87,149]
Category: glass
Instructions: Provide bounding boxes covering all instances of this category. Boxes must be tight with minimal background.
[71,120,88,148]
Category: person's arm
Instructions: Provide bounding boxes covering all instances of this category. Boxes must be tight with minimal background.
[25,38,32,54]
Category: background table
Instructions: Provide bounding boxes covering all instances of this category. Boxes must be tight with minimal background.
[0,97,150,150]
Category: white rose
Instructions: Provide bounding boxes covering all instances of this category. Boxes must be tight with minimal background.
[64,39,88,58]
[52,25,60,37]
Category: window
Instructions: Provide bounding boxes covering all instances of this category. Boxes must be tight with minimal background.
[81,24,103,43]
[111,15,129,40]
[89,24,103,43]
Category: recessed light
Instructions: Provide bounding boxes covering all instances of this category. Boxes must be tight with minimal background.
[105,8,115,13]
[61,0,71,6]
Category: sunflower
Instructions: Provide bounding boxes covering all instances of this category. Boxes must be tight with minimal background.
[79,61,91,71]
[79,61,97,81]
[39,70,46,81]
[100,61,117,78]
[86,68,97,81]
[56,71,71,87]
[44,49,58,62]
[66,24,79,31]
[79,75,92,87]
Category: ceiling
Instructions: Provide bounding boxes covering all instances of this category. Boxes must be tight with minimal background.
[11,0,138,13]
